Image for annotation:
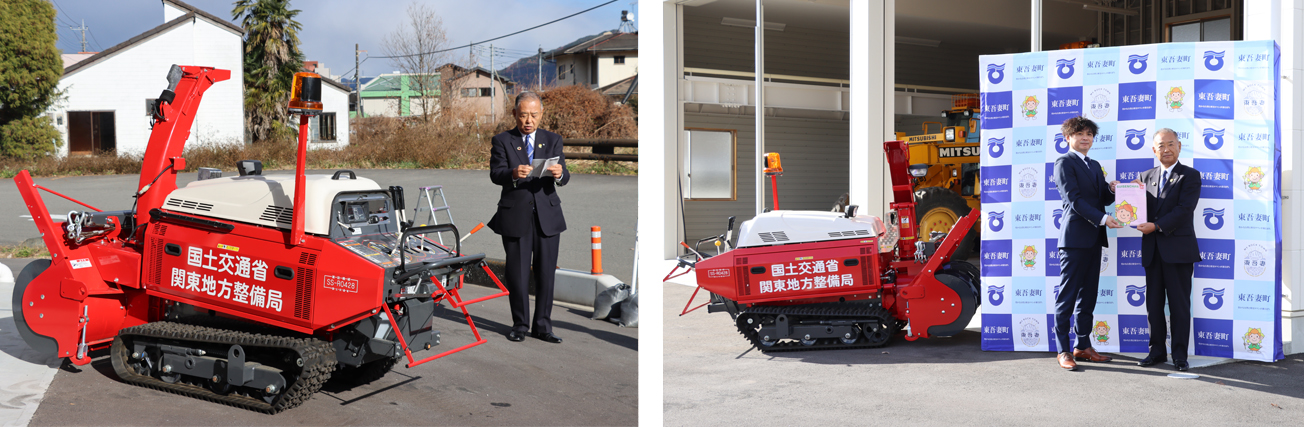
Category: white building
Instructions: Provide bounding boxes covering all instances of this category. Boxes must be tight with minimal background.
[308,76,351,147]
[641,0,1304,354]
[549,31,639,89]
[52,0,244,156]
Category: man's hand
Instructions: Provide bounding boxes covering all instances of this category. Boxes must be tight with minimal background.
[514,165,533,179]
[547,163,564,179]
[1136,222,1156,234]
[1110,180,1121,192]
[1105,216,1124,229]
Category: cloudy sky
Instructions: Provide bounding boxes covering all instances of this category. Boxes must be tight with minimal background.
[49,0,634,79]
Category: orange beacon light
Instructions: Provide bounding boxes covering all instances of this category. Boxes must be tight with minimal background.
[289,72,323,114]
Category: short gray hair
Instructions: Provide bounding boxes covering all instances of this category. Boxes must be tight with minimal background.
[1153,128,1179,141]
[514,91,542,109]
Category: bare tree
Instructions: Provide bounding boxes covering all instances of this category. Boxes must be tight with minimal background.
[382,2,451,122]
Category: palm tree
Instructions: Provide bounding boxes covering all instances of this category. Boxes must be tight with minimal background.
[233,0,304,142]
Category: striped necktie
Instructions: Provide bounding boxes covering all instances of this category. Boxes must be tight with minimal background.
[526,133,535,163]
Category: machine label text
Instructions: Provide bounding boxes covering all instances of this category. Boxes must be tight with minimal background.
[169,266,283,312]
[938,146,980,158]
[324,275,360,293]
[760,259,853,294]
[707,269,730,278]
[70,258,92,269]
[188,246,268,281]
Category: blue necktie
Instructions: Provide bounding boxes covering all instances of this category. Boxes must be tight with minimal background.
[1160,170,1168,193]
[526,134,535,164]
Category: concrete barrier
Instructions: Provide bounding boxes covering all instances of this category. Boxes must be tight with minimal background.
[0,263,12,288]
[463,258,624,308]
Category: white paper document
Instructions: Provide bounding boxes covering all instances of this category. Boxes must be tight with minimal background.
[529,156,560,179]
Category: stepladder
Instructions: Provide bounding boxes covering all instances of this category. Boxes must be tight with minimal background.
[413,185,457,246]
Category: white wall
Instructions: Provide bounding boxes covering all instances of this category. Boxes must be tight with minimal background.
[598,52,639,88]
[1244,0,1303,354]
[309,84,350,148]
[53,15,244,156]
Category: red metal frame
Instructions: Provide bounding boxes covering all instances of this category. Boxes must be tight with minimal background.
[387,263,508,368]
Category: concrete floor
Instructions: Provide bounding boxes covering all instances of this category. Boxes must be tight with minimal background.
[662,283,1304,426]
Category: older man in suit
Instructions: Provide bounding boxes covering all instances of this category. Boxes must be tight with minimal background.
[1133,128,1202,371]
[1052,116,1123,371]
[488,92,570,344]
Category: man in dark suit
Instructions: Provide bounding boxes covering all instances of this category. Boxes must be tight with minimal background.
[1052,116,1123,371]
[1133,128,1202,371]
[488,92,570,344]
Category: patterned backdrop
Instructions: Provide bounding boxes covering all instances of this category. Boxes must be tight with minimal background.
[977,40,1282,362]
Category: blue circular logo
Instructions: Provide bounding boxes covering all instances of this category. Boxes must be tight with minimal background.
[1052,209,1064,230]
[1203,288,1225,310]
[1056,59,1075,79]
[1127,54,1149,75]
[1204,128,1225,151]
[987,63,1005,84]
[1203,208,1225,230]
[1054,133,1069,154]
[1125,285,1146,307]
[988,138,1005,158]
[1204,51,1225,71]
[988,286,1005,306]
[1125,129,1147,150]
[988,211,1005,232]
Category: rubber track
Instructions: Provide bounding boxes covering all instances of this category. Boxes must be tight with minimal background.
[111,321,337,414]
[735,302,905,353]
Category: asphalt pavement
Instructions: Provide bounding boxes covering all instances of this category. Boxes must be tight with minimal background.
[0,168,637,426]
[662,283,1304,425]
[0,169,637,282]
[1,263,635,426]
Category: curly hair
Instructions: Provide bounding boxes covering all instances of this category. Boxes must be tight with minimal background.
[1061,116,1098,138]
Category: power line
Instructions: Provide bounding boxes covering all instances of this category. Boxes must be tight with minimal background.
[87,28,105,51]
[48,0,81,28]
[369,0,617,60]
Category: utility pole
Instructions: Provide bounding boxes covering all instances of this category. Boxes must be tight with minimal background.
[69,20,89,52]
[490,43,496,122]
[537,47,543,91]
[356,44,366,118]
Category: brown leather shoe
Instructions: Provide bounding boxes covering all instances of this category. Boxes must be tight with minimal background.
[1072,347,1113,363]
[1057,352,1078,370]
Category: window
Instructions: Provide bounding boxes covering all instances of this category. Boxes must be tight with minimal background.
[1169,17,1232,42]
[67,111,116,155]
[462,88,479,97]
[479,87,493,97]
[614,56,626,64]
[318,113,336,141]
[683,128,736,200]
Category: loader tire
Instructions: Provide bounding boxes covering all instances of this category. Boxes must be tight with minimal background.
[913,187,978,260]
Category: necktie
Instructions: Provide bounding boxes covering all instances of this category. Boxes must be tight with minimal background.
[526,133,535,164]
[1083,155,1091,166]
[1160,170,1168,193]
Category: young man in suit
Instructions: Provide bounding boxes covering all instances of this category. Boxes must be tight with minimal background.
[1052,116,1123,371]
[487,92,570,344]
[1133,128,1202,371]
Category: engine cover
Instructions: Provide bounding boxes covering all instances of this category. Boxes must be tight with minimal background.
[735,211,887,248]
[162,174,382,235]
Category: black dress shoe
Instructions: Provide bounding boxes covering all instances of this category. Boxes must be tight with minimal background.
[507,330,526,342]
[532,331,563,343]
[1174,360,1190,372]
[1137,356,1167,367]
